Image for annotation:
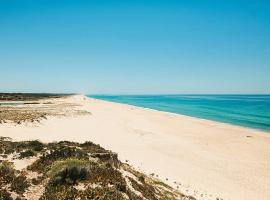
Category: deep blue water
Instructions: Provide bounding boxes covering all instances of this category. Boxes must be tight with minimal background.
[89,95,270,132]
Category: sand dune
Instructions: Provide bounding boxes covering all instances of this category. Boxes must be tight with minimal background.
[1,95,270,200]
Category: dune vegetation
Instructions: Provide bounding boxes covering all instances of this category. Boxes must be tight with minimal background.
[0,137,195,200]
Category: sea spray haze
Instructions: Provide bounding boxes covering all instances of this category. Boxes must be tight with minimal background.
[90,95,270,132]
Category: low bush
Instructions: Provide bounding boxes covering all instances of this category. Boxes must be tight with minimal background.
[19,149,36,159]
[0,189,12,200]
[138,175,145,183]
[0,161,16,185]
[28,140,44,151]
[28,146,89,172]
[40,185,80,200]
[10,175,30,194]
[48,159,89,185]
[82,186,125,200]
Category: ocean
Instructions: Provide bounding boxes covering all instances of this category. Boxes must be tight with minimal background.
[89,95,270,132]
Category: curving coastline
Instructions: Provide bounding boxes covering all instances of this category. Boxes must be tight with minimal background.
[1,94,270,200]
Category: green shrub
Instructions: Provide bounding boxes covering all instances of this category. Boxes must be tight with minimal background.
[10,175,30,194]
[29,146,88,173]
[48,159,89,185]
[28,140,44,151]
[19,149,36,159]
[0,161,16,184]
[79,141,106,153]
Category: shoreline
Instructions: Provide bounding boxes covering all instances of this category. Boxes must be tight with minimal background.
[1,94,269,135]
[89,96,270,136]
[1,94,270,200]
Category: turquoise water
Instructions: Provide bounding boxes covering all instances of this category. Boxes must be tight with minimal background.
[89,95,270,132]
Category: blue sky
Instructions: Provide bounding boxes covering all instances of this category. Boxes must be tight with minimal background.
[0,0,269,94]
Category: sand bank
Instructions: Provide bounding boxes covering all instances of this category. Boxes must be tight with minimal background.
[1,95,270,200]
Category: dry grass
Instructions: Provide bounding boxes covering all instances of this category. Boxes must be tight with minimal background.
[0,94,90,125]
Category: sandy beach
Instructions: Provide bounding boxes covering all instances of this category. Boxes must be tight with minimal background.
[1,95,270,200]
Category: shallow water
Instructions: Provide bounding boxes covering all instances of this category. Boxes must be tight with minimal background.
[89,95,270,132]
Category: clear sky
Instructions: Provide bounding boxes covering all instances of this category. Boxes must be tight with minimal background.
[0,0,269,94]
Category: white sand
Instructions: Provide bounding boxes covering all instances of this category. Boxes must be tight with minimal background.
[1,95,270,200]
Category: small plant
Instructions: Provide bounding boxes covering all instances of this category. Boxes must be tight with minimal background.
[10,175,30,194]
[31,176,43,185]
[80,141,106,153]
[19,149,36,159]
[82,186,125,200]
[28,146,89,173]
[115,181,127,192]
[51,166,88,185]
[28,140,44,151]
[40,185,80,200]
[48,159,89,185]
[0,189,12,200]
[0,161,16,184]
[138,175,145,183]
